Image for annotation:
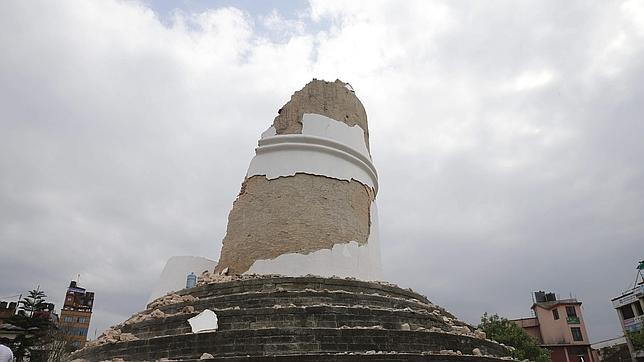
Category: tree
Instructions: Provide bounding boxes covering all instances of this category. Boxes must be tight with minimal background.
[479,313,551,362]
[627,329,644,351]
[19,289,48,317]
[6,288,71,362]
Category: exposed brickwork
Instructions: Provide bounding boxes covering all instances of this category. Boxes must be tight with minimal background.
[216,174,374,274]
[272,79,370,148]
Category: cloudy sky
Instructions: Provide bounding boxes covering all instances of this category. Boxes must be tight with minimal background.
[1,0,643,343]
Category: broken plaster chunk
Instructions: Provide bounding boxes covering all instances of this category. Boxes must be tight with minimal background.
[188,309,219,333]
[200,353,215,359]
[400,323,411,331]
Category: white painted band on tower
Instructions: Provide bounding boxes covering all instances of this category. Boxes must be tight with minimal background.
[247,113,378,193]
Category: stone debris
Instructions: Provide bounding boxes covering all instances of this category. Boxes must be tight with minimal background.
[148,293,198,309]
[182,305,195,314]
[474,329,487,339]
[339,325,385,330]
[119,333,138,342]
[439,349,458,355]
[198,271,236,285]
[472,348,483,356]
[85,328,140,348]
[200,353,215,360]
[123,313,151,326]
[451,325,471,334]
[196,271,283,287]
[150,309,166,319]
[400,323,411,331]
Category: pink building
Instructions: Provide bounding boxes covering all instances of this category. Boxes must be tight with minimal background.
[512,291,595,362]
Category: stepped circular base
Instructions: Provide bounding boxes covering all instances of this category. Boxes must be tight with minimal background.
[72,276,512,361]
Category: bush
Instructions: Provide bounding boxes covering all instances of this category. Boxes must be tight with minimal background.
[479,313,551,362]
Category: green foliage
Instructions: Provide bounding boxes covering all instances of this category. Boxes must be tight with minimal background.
[4,288,71,361]
[627,329,644,350]
[479,313,551,362]
[19,289,48,317]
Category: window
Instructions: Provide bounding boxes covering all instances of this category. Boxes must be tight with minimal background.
[552,309,560,320]
[571,327,583,341]
[566,306,577,317]
[635,302,643,316]
[78,317,87,323]
[620,304,635,319]
[63,316,75,323]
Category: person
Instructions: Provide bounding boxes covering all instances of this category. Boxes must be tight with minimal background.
[0,343,13,362]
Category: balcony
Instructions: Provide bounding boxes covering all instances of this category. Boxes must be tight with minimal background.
[567,316,580,324]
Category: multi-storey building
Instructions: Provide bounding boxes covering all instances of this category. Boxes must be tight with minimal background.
[611,261,644,362]
[59,281,94,349]
[512,291,595,362]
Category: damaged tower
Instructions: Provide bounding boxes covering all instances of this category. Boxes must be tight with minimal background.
[216,79,381,280]
[74,80,517,361]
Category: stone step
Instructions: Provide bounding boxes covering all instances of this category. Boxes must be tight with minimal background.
[155,288,443,318]
[121,305,453,339]
[74,328,508,361]
[184,354,511,362]
[174,276,436,310]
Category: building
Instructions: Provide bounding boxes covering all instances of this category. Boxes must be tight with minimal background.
[611,261,644,362]
[59,281,94,349]
[512,291,595,362]
[592,336,631,362]
[0,301,17,324]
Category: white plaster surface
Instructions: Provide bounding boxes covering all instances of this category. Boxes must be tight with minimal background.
[249,113,378,192]
[301,113,370,158]
[188,309,218,333]
[245,201,383,281]
[261,126,276,138]
[147,256,217,304]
